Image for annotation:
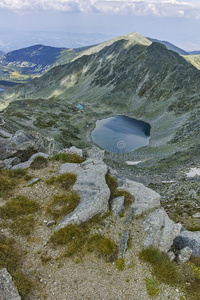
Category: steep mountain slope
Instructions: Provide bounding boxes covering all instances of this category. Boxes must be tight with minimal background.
[0,44,92,84]
[183,54,200,69]
[0,32,200,183]
[147,38,188,55]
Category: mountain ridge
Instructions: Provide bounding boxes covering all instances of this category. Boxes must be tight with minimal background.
[0,32,199,184]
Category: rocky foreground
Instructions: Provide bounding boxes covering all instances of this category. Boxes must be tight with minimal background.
[1,146,200,299]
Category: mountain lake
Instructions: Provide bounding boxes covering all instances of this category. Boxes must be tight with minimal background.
[91,115,151,153]
[0,88,5,92]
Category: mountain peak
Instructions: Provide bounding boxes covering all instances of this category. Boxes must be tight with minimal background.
[72,31,151,61]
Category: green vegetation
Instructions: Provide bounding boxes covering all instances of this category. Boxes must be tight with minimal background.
[115,258,125,271]
[0,168,28,196]
[105,174,118,198]
[139,247,200,300]
[139,248,179,285]
[0,235,33,299]
[46,192,80,220]
[30,156,48,169]
[45,172,77,190]
[50,224,117,261]
[0,195,39,220]
[10,216,36,236]
[87,234,116,261]
[145,278,160,297]
[40,255,52,265]
[114,189,135,206]
[51,153,84,163]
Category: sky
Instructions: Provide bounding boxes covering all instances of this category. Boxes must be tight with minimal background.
[0,0,200,52]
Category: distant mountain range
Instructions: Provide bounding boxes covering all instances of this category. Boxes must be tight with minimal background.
[147,38,189,55]
[0,51,4,57]
[1,31,199,181]
[0,44,93,85]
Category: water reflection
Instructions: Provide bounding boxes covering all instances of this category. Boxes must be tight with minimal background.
[92,115,151,153]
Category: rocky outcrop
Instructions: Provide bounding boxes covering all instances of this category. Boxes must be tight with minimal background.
[55,148,110,230]
[0,130,54,161]
[117,179,160,217]
[143,207,182,253]
[0,268,21,300]
[12,152,48,170]
[173,230,200,256]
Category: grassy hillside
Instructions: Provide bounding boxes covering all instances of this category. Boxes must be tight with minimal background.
[183,54,200,69]
[0,44,92,84]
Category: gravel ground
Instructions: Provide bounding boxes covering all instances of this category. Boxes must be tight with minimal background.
[0,161,186,300]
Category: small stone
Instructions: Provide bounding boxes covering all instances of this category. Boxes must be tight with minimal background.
[167,251,176,261]
[25,178,40,186]
[192,212,200,218]
[177,246,193,264]
[46,220,56,227]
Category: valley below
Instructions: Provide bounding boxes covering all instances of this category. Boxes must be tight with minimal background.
[0,32,200,300]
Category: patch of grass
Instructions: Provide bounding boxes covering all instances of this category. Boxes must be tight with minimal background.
[114,189,135,206]
[50,224,86,257]
[50,223,117,261]
[145,278,160,297]
[45,172,77,190]
[0,168,29,197]
[105,174,118,198]
[10,216,35,236]
[40,255,52,265]
[51,153,83,163]
[30,156,48,169]
[139,247,179,285]
[0,235,33,299]
[0,195,39,220]
[116,258,125,271]
[46,192,80,220]
[87,234,117,261]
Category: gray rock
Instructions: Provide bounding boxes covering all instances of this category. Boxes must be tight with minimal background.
[120,231,129,258]
[12,152,48,170]
[167,250,176,261]
[25,178,40,186]
[59,146,83,157]
[0,129,54,161]
[143,207,182,253]
[0,268,21,300]
[117,179,160,217]
[192,212,200,219]
[177,247,193,264]
[111,196,124,217]
[86,147,104,161]
[173,230,200,256]
[46,220,56,227]
[55,156,110,230]
[0,161,5,169]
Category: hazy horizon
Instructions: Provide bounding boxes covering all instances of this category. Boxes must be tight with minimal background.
[1,1,200,52]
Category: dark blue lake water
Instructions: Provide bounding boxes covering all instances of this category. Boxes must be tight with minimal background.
[92,115,151,153]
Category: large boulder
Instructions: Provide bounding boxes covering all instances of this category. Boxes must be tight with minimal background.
[55,149,110,230]
[0,130,54,161]
[173,230,200,256]
[143,207,182,253]
[0,268,21,300]
[117,179,160,217]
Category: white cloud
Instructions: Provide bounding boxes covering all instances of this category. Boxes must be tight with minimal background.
[0,0,200,19]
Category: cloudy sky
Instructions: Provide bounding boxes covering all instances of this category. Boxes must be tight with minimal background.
[0,0,200,51]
